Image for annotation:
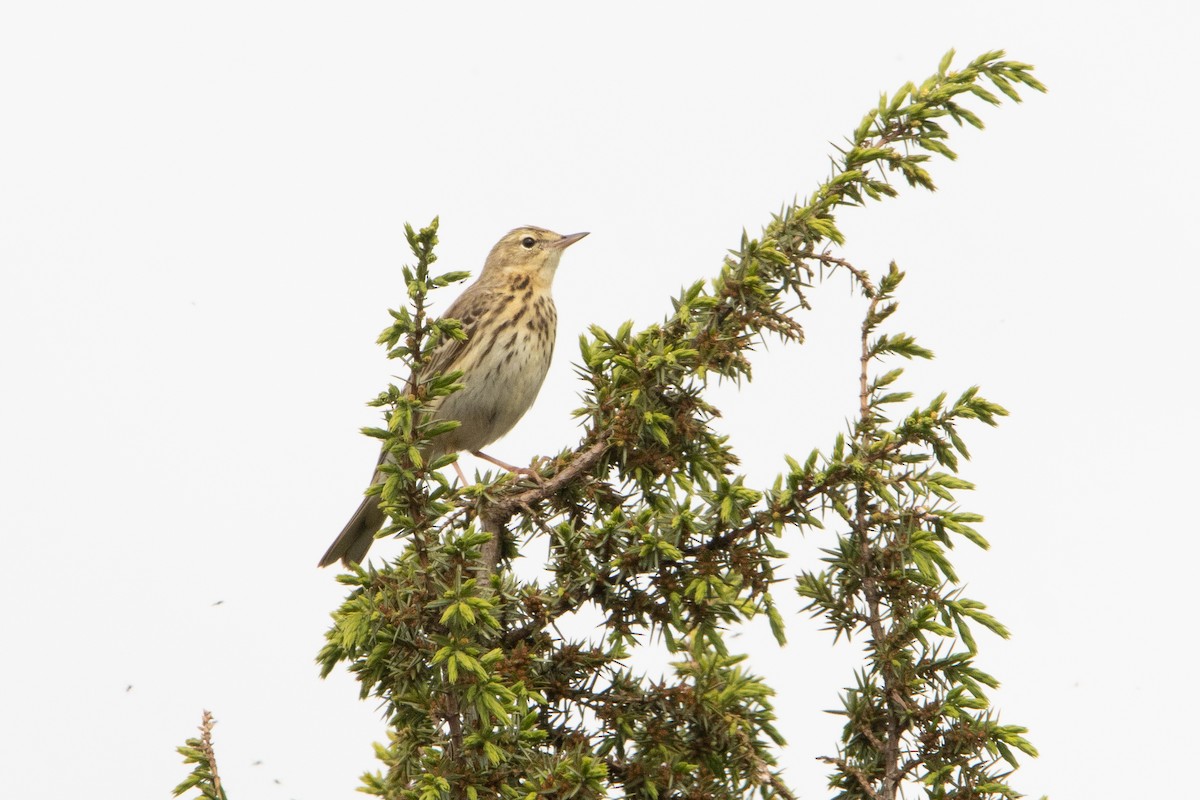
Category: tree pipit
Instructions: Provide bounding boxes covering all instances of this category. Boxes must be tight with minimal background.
[319,226,588,567]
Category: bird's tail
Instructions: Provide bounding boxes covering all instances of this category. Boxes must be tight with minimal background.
[318,494,386,568]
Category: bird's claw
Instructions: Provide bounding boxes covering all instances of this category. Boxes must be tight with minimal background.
[512,465,547,486]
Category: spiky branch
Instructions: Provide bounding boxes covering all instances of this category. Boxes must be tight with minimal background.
[306,49,1046,800]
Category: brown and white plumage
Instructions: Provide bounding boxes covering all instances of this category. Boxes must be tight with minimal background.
[319,226,588,567]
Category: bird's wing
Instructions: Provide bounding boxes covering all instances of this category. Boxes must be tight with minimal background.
[412,282,499,387]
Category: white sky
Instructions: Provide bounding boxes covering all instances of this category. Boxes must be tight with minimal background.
[2,2,1196,798]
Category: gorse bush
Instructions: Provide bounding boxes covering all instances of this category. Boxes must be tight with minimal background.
[176,49,1045,800]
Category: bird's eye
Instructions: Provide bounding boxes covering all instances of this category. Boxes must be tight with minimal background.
[521,236,536,249]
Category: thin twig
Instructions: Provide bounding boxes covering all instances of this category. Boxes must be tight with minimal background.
[472,436,610,586]
[490,437,611,520]
[803,248,878,297]
[820,756,882,800]
[198,711,223,800]
[856,290,902,800]
[748,745,798,800]
[769,773,799,800]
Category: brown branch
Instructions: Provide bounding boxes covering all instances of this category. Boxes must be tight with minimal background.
[803,248,878,298]
[748,745,798,800]
[860,298,875,430]
[820,756,882,800]
[443,437,615,761]
[471,436,611,587]
[444,694,464,757]
[856,289,902,800]
[899,756,923,783]
[769,772,799,800]
[489,437,611,521]
[475,515,504,587]
[198,711,223,800]
[681,444,908,557]
[501,573,613,648]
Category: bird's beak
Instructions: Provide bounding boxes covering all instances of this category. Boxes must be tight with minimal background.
[551,231,590,249]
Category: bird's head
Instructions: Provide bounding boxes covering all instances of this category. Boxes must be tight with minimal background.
[481,226,589,285]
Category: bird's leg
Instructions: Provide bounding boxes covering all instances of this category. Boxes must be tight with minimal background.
[471,450,545,484]
[452,459,469,484]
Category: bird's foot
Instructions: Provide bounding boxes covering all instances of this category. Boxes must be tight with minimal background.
[471,450,546,485]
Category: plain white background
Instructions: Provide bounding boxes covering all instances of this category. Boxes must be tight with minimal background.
[2,2,1195,798]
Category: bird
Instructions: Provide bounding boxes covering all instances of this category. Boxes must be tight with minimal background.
[318,225,588,568]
